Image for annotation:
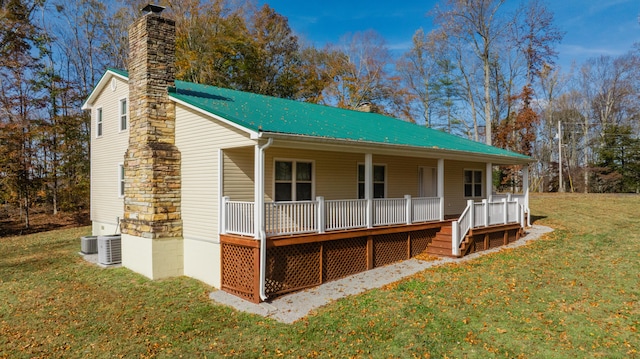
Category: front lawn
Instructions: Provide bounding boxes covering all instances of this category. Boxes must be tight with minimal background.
[1,193,638,358]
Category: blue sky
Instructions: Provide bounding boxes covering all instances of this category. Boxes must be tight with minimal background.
[261,0,639,71]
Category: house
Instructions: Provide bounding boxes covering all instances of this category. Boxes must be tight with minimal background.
[82,6,533,303]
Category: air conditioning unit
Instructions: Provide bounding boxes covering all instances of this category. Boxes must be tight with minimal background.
[98,234,122,265]
[80,236,98,254]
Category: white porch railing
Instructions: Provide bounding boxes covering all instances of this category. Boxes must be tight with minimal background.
[222,195,442,237]
[325,199,368,231]
[452,198,525,256]
[223,200,255,236]
[412,197,443,223]
[373,198,407,226]
[265,201,317,236]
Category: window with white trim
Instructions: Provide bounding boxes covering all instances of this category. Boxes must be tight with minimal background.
[96,107,103,137]
[274,160,313,201]
[119,98,128,131]
[118,163,125,197]
[357,164,386,199]
[464,169,483,197]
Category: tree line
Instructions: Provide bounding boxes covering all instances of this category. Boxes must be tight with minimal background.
[1,0,639,227]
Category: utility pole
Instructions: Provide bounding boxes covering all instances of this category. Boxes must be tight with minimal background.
[558,120,564,192]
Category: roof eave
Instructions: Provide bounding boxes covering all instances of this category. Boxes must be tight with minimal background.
[259,132,534,165]
[81,69,129,110]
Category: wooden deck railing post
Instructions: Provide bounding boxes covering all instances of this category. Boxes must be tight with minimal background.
[482,199,489,227]
[405,195,412,225]
[452,221,459,257]
[468,199,475,229]
[503,198,508,224]
[316,196,325,234]
[221,196,229,234]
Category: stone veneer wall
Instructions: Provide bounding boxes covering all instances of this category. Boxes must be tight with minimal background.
[121,12,182,240]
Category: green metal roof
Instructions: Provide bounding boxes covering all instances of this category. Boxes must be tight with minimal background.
[169,80,530,160]
[107,67,129,78]
[98,69,530,161]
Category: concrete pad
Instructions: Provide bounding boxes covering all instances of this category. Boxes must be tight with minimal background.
[79,252,122,268]
[209,225,554,324]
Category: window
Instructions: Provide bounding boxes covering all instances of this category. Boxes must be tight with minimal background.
[358,164,385,199]
[274,160,313,201]
[119,98,128,131]
[118,164,125,197]
[96,107,103,137]
[464,169,483,197]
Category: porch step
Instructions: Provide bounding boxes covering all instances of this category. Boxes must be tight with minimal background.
[429,236,452,249]
[426,224,457,258]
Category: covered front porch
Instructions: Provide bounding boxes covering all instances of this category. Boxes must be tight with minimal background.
[219,194,528,303]
[216,140,531,303]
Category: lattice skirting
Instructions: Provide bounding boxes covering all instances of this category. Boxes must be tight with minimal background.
[468,227,522,254]
[220,228,438,302]
[220,241,260,303]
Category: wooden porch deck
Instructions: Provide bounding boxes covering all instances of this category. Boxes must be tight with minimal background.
[220,219,525,303]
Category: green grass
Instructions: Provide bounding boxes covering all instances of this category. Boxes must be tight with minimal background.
[1,193,639,358]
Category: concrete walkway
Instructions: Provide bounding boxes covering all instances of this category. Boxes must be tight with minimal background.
[209,224,554,324]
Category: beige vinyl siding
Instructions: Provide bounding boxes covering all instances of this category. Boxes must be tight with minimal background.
[90,76,129,229]
[443,160,486,215]
[264,148,362,201]
[175,104,254,242]
[223,147,255,202]
[260,149,439,201]
[373,155,438,198]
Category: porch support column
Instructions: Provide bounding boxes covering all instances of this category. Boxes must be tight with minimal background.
[365,153,373,228]
[486,162,493,199]
[253,145,263,239]
[255,138,273,302]
[437,158,444,221]
[218,148,224,235]
[523,164,530,226]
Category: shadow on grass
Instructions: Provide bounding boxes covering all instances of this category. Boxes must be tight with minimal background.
[529,214,547,225]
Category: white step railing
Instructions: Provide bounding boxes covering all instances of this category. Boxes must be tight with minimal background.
[222,195,442,237]
[452,198,525,256]
[451,201,473,257]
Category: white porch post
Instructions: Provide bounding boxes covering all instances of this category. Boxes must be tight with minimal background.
[502,198,508,224]
[523,164,530,226]
[437,158,445,221]
[218,148,225,235]
[221,196,229,234]
[405,195,412,225]
[316,196,325,233]
[482,199,489,227]
[253,145,263,238]
[486,162,493,199]
[365,153,373,228]
[255,138,273,301]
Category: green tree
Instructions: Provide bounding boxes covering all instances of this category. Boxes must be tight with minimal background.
[592,125,640,193]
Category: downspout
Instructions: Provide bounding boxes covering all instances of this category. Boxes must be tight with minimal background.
[257,137,273,301]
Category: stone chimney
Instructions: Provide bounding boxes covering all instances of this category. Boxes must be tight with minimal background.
[121,5,182,241]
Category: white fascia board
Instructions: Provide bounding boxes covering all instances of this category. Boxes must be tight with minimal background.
[261,132,533,166]
[81,70,129,110]
[170,95,261,139]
